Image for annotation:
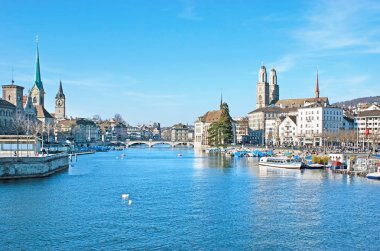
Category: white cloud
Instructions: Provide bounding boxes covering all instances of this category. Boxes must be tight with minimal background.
[294,0,380,53]
[268,54,297,73]
[177,0,202,21]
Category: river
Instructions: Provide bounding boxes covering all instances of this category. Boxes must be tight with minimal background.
[1,147,380,250]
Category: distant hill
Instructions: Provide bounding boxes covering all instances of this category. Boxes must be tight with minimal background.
[333,96,380,107]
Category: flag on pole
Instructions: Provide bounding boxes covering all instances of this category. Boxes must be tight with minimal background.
[365,128,370,137]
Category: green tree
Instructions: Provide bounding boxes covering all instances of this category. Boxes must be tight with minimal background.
[207,102,234,147]
[207,121,221,146]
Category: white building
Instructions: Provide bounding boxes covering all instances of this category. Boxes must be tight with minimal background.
[355,109,380,148]
[278,116,297,146]
[297,103,343,147]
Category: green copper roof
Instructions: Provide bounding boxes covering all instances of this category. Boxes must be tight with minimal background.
[34,45,43,90]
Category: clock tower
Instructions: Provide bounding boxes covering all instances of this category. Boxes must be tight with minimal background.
[55,80,66,120]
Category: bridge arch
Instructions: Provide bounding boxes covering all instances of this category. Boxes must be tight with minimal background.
[150,142,173,147]
[128,142,150,147]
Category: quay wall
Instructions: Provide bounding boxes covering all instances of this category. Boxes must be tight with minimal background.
[0,153,69,179]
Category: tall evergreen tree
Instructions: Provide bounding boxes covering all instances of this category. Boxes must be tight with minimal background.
[207,102,234,147]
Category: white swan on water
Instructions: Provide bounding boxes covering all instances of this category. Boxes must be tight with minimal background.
[121,194,129,199]
[128,200,132,206]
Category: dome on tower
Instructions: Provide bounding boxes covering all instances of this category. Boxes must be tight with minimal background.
[269,68,277,85]
[258,65,267,83]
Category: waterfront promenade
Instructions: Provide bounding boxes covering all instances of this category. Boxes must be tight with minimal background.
[1,147,380,250]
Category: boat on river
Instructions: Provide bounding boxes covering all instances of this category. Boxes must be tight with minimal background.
[367,171,380,180]
[307,163,325,169]
[259,157,304,169]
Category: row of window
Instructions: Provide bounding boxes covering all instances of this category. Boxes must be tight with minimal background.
[300,110,342,116]
[0,109,14,117]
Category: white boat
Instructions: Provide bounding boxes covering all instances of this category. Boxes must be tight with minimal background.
[367,169,380,180]
[307,163,325,169]
[367,172,380,179]
[259,157,303,169]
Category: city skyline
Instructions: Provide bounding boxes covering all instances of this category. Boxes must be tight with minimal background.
[1,0,380,126]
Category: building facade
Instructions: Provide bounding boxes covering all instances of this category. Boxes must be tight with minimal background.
[171,123,189,142]
[0,99,16,134]
[256,65,279,109]
[278,116,297,146]
[297,104,343,147]
[356,109,380,148]
[234,117,249,144]
[56,118,99,145]
[2,83,24,114]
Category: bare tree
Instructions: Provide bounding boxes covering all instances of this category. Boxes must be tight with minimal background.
[30,119,43,155]
[44,121,55,144]
[93,114,102,123]
[114,113,125,124]
[10,113,27,157]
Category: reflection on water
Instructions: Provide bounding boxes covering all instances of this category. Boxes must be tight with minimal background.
[1,148,380,250]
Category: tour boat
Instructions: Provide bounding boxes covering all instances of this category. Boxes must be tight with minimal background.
[259,157,304,169]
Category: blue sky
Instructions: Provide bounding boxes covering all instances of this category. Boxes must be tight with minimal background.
[1,0,380,126]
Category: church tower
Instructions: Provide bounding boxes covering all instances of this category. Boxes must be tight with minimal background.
[269,68,279,104]
[30,43,45,107]
[256,65,269,108]
[55,81,66,120]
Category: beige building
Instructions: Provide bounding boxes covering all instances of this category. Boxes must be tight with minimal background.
[234,117,249,144]
[55,81,66,120]
[256,65,279,109]
[2,83,24,114]
[195,109,223,147]
[56,118,99,144]
[248,106,285,131]
[171,123,189,142]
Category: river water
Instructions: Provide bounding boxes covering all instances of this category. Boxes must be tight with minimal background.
[1,147,380,250]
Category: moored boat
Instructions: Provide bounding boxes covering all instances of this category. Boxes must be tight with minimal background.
[259,157,304,169]
[307,163,325,169]
[367,172,380,180]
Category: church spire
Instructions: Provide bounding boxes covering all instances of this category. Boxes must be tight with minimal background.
[56,80,65,99]
[34,38,43,90]
[220,89,223,109]
[315,67,320,98]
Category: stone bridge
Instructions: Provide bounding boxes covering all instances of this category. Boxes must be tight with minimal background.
[125,140,194,148]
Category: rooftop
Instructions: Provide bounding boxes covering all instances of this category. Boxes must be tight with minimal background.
[200,109,223,123]
[35,105,53,119]
[0,99,16,109]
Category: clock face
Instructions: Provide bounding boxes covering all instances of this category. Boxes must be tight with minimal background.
[56,99,64,107]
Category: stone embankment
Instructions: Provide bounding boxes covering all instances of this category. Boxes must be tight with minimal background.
[0,153,69,179]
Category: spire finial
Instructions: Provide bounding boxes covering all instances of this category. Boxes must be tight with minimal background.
[315,66,320,98]
[34,37,43,90]
[220,88,223,109]
[11,66,14,84]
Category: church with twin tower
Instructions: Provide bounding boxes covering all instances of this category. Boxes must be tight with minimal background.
[256,65,279,108]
